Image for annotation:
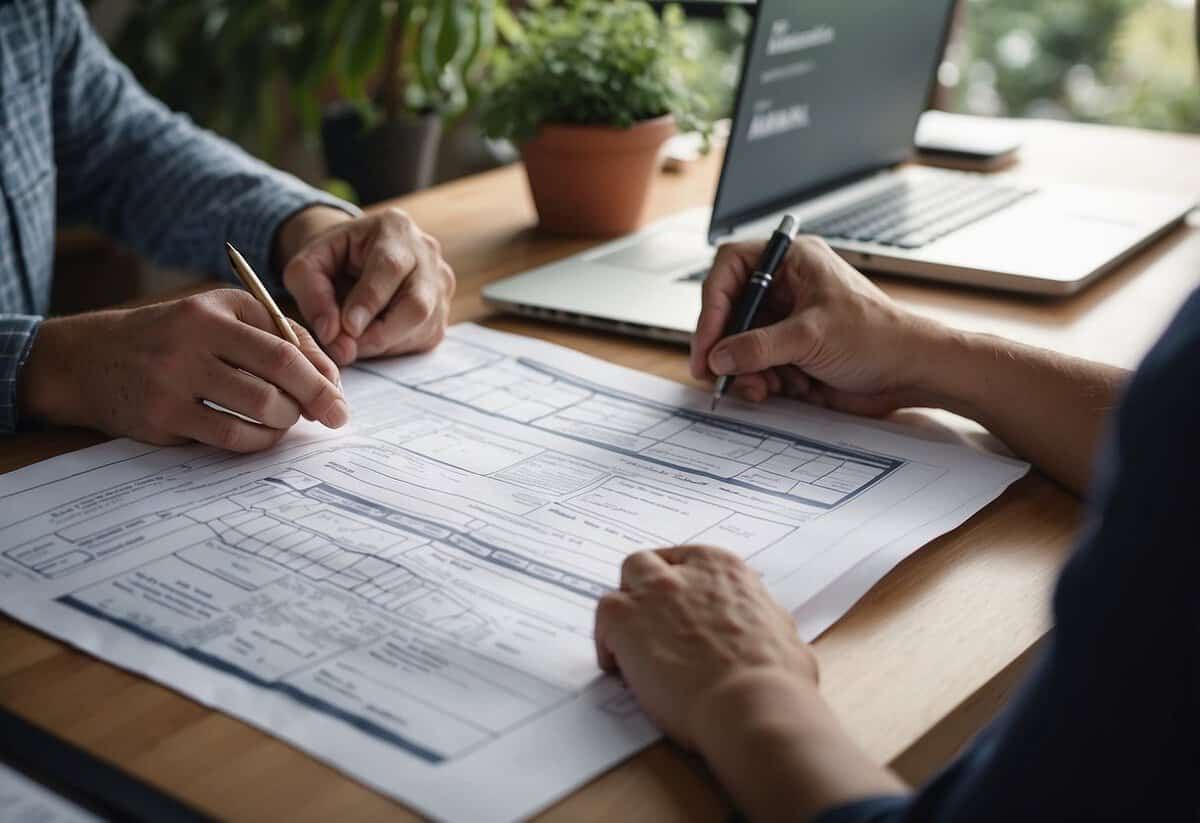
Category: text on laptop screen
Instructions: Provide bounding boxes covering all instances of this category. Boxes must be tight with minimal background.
[710,0,956,240]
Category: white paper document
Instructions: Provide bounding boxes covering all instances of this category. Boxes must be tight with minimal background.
[0,324,1026,821]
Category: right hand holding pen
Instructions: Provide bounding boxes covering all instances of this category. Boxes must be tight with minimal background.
[690,237,950,417]
[20,289,348,452]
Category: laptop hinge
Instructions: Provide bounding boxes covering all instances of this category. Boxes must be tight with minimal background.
[708,159,909,245]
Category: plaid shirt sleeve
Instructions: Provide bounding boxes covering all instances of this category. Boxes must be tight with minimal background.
[0,316,40,433]
[49,0,359,289]
[0,0,360,433]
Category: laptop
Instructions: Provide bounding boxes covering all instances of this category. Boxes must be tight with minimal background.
[483,0,1196,344]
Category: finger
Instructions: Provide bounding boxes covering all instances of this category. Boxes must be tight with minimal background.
[709,313,818,378]
[690,242,758,380]
[763,368,783,396]
[283,249,342,345]
[594,592,634,672]
[224,290,342,383]
[327,333,359,367]
[654,544,714,565]
[199,357,301,430]
[619,550,670,590]
[286,319,341,387]
[212,318,349,429]
[178,403,288,453]
[778,365,813,398]
[356,271,444,359]
[343,239,418,338]
[732,373,771,403]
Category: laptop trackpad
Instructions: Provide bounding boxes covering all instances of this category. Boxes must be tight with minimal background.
[592,231,712,274]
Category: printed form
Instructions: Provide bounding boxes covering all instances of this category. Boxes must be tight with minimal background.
[0,324,1026,821]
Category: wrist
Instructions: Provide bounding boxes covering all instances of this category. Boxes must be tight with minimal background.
[696,669,899,823]
[693,667,820,759]
[272,205,353,273]
[18,317,86,428]
[899,316,980,412]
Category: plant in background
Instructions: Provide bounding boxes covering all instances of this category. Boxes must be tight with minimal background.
[102,0,514,200]
[286,0,512,136]
[104,1,299,158]
[479,0,710,237]
[480,0,708,142]
[675,5,753,123]
[947,0,1199,132]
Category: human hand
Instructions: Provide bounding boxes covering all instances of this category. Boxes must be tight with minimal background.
[19,289,348,452]
[278,206,455,366]
[689,237,951,416]
[594,545,818,752]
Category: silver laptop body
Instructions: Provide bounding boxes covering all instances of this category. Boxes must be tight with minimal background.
[484,0,1196,344]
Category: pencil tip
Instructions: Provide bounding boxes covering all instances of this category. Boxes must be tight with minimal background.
[709,397,719,412]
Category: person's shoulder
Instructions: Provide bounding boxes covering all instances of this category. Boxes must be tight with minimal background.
[1122,288,1200,420]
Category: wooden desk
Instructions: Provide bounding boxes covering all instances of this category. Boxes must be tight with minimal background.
[3,119,1199,821]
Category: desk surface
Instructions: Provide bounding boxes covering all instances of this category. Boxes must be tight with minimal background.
[3,119,1200,821]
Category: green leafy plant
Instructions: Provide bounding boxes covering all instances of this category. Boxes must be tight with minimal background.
[104,1,513,159]
[479,0,709,142]
[287,0,513,132]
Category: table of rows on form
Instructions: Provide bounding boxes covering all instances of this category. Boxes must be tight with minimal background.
[0,325,1023,821]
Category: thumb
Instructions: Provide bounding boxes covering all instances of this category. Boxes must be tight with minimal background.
[708,315,817,377]
[283,250,341,345]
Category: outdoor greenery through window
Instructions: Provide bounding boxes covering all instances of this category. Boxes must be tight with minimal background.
[946,0,1199,131]
[685,0,1199,134]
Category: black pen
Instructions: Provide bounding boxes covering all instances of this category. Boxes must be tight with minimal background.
[710,214,800,412]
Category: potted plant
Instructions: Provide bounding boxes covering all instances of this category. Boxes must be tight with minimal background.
[305,0,511,203]
[103,1,513,204]
[480,0,709,236]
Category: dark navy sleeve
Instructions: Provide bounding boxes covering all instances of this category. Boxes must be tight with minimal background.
[810,288,1200,823]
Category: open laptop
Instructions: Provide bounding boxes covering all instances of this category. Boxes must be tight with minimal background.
[483,0,1196,343]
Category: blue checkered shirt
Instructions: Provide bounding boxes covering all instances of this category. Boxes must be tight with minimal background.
[0,0,357,433]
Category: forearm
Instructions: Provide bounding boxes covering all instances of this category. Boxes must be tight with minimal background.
[697,673,906,823]
[914,327,1127,496]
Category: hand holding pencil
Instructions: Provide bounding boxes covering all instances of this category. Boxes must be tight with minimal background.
[17,245,349,454]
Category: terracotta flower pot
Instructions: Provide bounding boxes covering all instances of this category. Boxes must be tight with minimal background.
[519,115,676,237]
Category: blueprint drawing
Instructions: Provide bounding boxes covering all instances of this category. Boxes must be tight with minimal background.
[0,324,1027,821]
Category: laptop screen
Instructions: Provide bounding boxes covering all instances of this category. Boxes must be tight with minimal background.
[709,0,957,241]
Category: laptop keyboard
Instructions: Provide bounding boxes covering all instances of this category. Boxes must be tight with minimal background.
[800,176,1037,250]
[677,176,1037,284]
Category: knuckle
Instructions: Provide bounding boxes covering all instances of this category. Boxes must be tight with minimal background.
[173,294,213,324]
[289,320,318,350]
[214,416,244,452]
[621,551,654,577]
[795,313,825,346]
[423,232,443,256]
[409,288,436,321]
[376,247,413,274]
[597,593,633,622]
[645,573,680,594]
[440,262,457,296]
[359,276,395,310]
[796,235,828,256]
[380,207,413,230]
[245,382,278,421]
[697,544,740,568]
[742,329,772,363]
[413,323,446,355]
[269,339,303,374]
[306,379,339,417]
